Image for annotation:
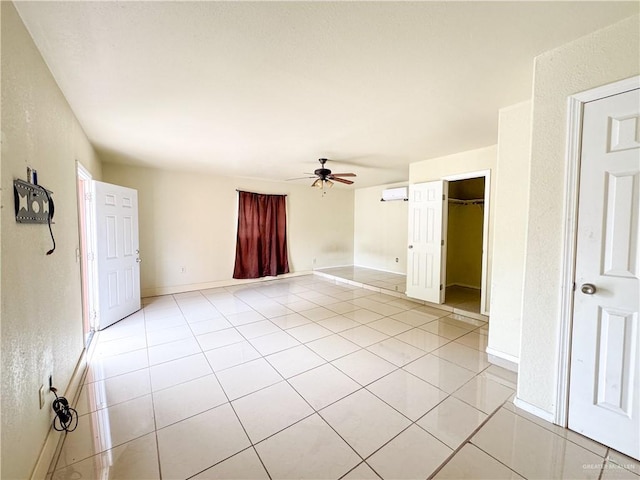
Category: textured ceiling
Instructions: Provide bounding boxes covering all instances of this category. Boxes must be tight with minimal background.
[14,1,639,187]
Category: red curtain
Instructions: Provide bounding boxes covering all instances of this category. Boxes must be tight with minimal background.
[233,191,290,279]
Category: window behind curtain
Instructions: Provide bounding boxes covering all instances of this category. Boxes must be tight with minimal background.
[233,191,289,279]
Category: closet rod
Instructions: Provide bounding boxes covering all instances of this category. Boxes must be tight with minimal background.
[448,198,484,205]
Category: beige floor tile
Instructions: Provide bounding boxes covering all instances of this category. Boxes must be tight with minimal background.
[157,403,250,480]
[367,369,447,421]
[366,338,425,366]
[418,396,487,449]
[368,425,452,480]
[204,340,261,372]
[319,389,411,457]
[215,357,282,400]
[249,330,300,355]
[318,315,361,333]
[339,324,390,348]
[404,354,476,393]
[289,364,360,410]
[57,395,156,468]
[265,344,326,378]
[452,375,514,414]
[153,374,227,428]
[472,408,605,479]
[255,414,360,480]
[434,443,523,479]
[51,433,160,480]
[149,353,212,391]
[75,368,151,415]
[232,381,313,442]
[367,318,413,336]
[432,341,490,373]
[395,328,449,352]
[307,334,361,361]
[287,322,334,343]
[343,309,385,324]
[192,448,269,479]
[332,349,397,386]
[342,462,382,479]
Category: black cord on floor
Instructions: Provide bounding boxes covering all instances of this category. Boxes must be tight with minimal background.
[50,387,78,432]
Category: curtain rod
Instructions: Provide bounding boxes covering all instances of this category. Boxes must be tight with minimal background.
[236,189,287,197]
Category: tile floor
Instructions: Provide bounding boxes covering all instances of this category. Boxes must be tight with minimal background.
[316,266,482,315]
[316,266,407,294]
[48,275,638,479]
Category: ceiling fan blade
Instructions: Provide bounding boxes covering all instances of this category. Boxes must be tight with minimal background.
[330,173,356,177]
[286,176,317,181]
[331,176,354,185]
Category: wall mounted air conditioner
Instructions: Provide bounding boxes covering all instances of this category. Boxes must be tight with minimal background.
[381,186,408,202]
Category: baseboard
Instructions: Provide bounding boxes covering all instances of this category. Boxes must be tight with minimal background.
[141,270,313,297]
[30,343,92,479]
[513,397,555,423]
[486,347,519,372]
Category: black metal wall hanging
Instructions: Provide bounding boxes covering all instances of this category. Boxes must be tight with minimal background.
[14,179,55,224]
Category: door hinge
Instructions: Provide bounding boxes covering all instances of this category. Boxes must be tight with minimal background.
[442,194,445,201]
[441,239,445,246]
[572,282,576,292]
[85,192,93,202]
[440,284,443,291]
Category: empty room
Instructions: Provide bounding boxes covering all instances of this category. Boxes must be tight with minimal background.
[1,1,639,479]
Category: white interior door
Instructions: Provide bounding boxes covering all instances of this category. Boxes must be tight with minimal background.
[406,180,448,303]
[94,181,141,330]
[568,88,640,460]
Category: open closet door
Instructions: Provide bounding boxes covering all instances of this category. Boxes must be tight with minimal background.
[406,180,448,303]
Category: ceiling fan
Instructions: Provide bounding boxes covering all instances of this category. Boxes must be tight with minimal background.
[289,158,356,188]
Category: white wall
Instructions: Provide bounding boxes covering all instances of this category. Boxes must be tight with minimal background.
[353,183,408,274]
[409,145,497,311]
[1,3,102,478]
[446,202,484,288]
[488,101,532,364]
[519,14,639,415]
[102,164,355,296]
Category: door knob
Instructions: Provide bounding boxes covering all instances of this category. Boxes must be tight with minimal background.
[136,258,142,263]
[581,283,596,295]
[408,245,413,249]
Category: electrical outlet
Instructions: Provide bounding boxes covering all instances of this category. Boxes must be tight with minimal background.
[395,257,399,263]
[313,258,316,264]
[39,385,46,409]
[180,266,186,274]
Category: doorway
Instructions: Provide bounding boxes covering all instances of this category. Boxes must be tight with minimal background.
[405,170,491,316]
[76,163,97,347]
[557,76,640,460]
[445,177,485,314]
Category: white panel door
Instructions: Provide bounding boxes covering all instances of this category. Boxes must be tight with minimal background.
[406,180,448,303]
[569,88,640,460]
[94,181,141,330]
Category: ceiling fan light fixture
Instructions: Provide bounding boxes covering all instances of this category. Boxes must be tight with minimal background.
[312,178,323,188]
[325,179,334,188]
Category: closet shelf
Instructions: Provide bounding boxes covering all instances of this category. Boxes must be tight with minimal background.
[449,198,484,205]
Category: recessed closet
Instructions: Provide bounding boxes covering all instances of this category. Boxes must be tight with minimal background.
[445,177,485,314]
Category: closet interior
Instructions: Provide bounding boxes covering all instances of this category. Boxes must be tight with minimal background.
[445,177,485,314]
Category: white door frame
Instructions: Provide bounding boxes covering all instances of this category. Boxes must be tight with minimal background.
[556,75,640,427]
[76,162,98,344]
[443,169,491,316]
